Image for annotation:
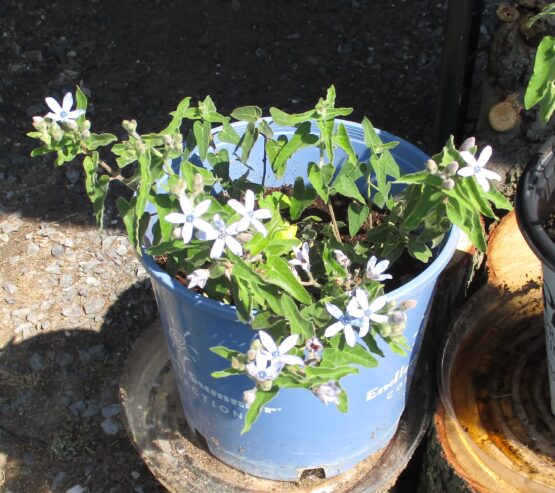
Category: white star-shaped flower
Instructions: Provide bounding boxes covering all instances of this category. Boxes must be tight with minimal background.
[186,269,210,289]
[289,242,311,273]
[457,145,501,192]
[324,299,362,347]
[227,190,272,237]
[349,288,389,337]
[44,92,85,123]
[365,256,392,281]
[200,214,243,259]
[165,193,214,244]
[259,331,305,367]
[245,351,280,383]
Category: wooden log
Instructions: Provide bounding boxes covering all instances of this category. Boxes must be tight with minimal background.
[422,211,555,492]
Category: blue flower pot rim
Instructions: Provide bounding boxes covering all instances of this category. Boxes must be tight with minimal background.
[140,120,461,320]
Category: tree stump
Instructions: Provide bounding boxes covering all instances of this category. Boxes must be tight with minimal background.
[421,211,555,492]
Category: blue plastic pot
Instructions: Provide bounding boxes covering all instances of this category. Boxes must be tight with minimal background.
[140,121,460,481]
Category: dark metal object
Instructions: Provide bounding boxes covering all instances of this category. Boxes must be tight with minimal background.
[433,0,485,152]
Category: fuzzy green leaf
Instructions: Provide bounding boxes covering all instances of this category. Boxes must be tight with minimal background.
[281,295,313,338]
[347,202,370,237]
[290,177,317,220]
[231,106,262,123]
[193,120,211,161]
[260,256,312,305]
[242,388,279,434]
[308,162,335,202]
[322,346,378,369]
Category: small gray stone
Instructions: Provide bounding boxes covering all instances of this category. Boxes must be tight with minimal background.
[27,242,40,255]
[12,308,30,319]
[83,297,104,315]
[101,403,120,418]
[23,453,33,465]
[2,281,17,295]
[82,260,99,273]
[130,471,140,480]
[61,304,82,318]
[52,471,66,490]
[29,353,45,371]
[66,485,85,493]
[59,275,74,288]
[101,418,120,435]
[51,245,66,257]
[115,243,128,256]
[69,400,87,416]
[82,403,100,418]
[46,263,62,275]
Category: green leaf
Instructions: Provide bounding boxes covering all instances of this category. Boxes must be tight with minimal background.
[230,277,252,323]
[30,146,52,157]
[267,122,318,178]
[322,346,378,368]
[525,35,555,124]
[334,123,358,163]
[332,160,365,203]
[82,152,110,228]
[237,123,259,164]
[260,256,312,305]
[218,122,241,145]
[258,119,274,139]
[269,107,315,126]
[337,387,348,413]
[211,368,243,378]
[395,171,443,187]
[209,346,243,360]
[308,162,335,202]
[407,237,433,262]
[117,196,140,252]
[281,295,313,338]
[290,177,317,220]
[402,187,443,230]
[484,186,512,211]
[135,149,152,226]
[452,178,496,219]
[347,202,370,237]
[162,96,191,134]
[232,257,265,285]
[231,106,262,123]
[242,387,278,434]
[75,86,88,125]
[303,365,359,385]
[445,197,487,252]
[193,120,211,161]
[199,95,228,123]
[86,133,117,150]
[362,117,400,179]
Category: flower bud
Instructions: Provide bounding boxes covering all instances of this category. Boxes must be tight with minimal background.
[231,357,240,370]
[425,159,438,173]
[65,120,78,131]
[236,232,253,243]
[390,311,407,324]
[171,227,182,240]
[174,133,183,144]
[459,136,475,152]
[246,349,256,361]
[442,178,455,190]
[243,388,257,405]
[32,116,44,125]
[445,161,459,175]
[82,120,91,130]
[250,340,261,351]
[82,129,91,139]
[163,135,173,146]
[400,299,417,311]
[49,123,64,141]
[391,324,405,337]
[122,119,137,133]
[259,380,273,392]
[136,141,146,155]
[193,173,204,193]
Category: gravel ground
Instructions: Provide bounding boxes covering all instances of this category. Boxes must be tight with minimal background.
[0,0,519,492]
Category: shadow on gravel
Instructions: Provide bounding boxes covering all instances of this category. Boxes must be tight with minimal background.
[0,282,166,493]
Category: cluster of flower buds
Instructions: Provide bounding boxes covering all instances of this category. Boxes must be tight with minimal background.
[162,133,184,152]
[377,299,417,338]
[313,381,342,405]
[425,158,459,191]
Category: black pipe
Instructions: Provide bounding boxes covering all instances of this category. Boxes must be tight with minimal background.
[433,0,485,152]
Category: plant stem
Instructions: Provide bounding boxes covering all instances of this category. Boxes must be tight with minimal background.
[327,202,342,243]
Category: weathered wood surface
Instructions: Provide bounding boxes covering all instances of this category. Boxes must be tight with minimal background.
[421,211,555,492]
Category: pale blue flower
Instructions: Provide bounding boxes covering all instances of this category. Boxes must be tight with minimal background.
[289,242,311,273]
[458,145,501,192]
[259,331,305,367]
[349,288,389,337]
[44,92,85,122]
[227,189,272,236]
[365,256,392,281]
[165,192,214,244]
[200,214,243,259]
[324,299,362,347]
